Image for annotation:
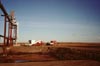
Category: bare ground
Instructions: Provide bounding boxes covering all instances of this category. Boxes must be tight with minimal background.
[0,60,100,66]
[0,43,100,66]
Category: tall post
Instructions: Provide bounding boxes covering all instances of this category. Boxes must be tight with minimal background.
[14,26,17,44]
[9,23,12,46]
[7,20,10,46]
[3,15,7,56]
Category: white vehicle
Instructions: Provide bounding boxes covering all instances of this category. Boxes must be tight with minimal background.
[28,40,43,46]
[28,40,37,46]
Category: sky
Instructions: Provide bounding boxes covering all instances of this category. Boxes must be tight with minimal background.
[0,0,100,42]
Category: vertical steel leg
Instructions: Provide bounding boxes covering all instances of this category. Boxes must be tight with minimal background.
[3,16,7,56]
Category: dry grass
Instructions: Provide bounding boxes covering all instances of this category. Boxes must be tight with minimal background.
[0,42,100,63]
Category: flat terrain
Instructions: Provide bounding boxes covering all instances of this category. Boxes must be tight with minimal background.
[0,60,100,66]
[0,42,100,66]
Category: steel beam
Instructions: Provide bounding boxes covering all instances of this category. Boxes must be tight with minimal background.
[0,1,17,26]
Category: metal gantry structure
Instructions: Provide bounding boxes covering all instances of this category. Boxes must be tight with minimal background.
[0,1,18,55]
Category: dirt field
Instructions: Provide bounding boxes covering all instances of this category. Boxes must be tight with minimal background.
[0,42,100,66]
[0,60,100,66]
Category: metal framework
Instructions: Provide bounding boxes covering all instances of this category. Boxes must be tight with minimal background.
[0,1,17,55]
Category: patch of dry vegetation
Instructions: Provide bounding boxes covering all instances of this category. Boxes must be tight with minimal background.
[48,47,100,61]
[0,43,100,63]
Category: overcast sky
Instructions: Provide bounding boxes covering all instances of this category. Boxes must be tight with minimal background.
[0,0,100,42]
